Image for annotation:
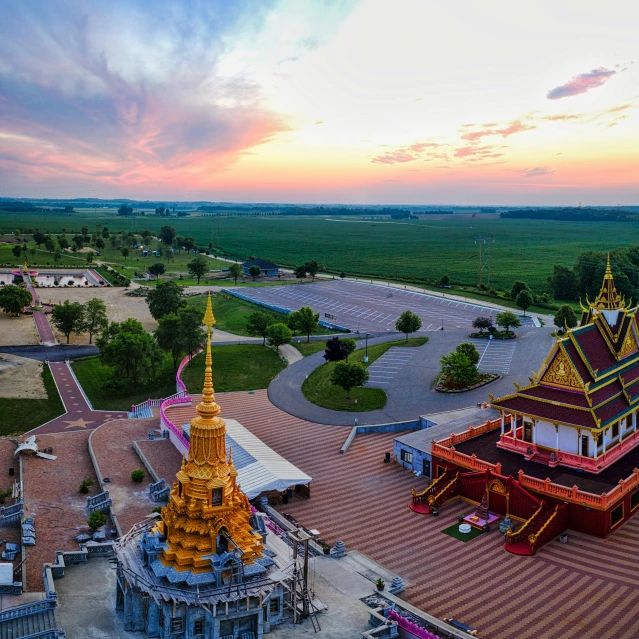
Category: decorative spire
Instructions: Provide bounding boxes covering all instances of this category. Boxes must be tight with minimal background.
[592,254,625,311]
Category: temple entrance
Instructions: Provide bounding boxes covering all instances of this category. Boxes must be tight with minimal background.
[581,435,589,457]
[486,478,509,516]
[524,422,533,443]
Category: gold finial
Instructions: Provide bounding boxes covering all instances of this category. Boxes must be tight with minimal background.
[604,254,612,278]
[591,255,624,311]
[202,291,215,329]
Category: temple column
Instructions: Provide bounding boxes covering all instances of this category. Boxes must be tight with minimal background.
[501,413,505,436]
[633,411,637,432]
[593,432,598,459]
[512,415,517,439]
[555,424,559,450]
[577,428,581,456]
[532,420,537,445]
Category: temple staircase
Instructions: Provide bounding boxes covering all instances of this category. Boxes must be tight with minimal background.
[505,502,568,556]
[410,471,459,514]
[0,599,63,638]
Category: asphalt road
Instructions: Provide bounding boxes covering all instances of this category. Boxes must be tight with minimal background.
[229,280,535,334]
[0,345,98,361]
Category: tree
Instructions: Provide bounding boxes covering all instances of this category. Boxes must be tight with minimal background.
[118,204,134,216]
[246,311,273,345]
[53,250,61,264]
[440,274,450,286]
[439,351,477,387]
[33,231,45,247]
[182,237,197,254]
[288,306,319,342]
[160,225,177,246]
[548,265,579,301]
[97,318,163,388]
[81,298,108,344]
[339,272,346,279]
[86,251,93,264]
[516,289,534,316]
[229,263,243,285]
[456,342,480,366]
[87,511,106,531]
[0,285,31,316]
[266,323,292,352]
[395,310,422,341]
[44,237,55,253]
[554,305,578,333]
[472,316,493,335]
[495,311,521,336]
[109,236,118,249]
[58,237,69,250]
[294,265,307,279]
[72,234,84,251]
[323,337,349,362]
[121,247,129,258]
[178,307,206,359]
[146,280,186,320]
[155,314,184,369]
[342,337,357,360]
[510,281,529,300]
[148,263,166,279]
[330,361,369,399]
[12,245,21,259]
[81,225,89,236]
[51,301,85,343]
[95,238,105,250]
[187,255,208,284]
[305,260,320,280]
[249,265,261,281]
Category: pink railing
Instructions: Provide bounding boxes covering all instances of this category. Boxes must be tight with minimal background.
[160,395,191,452]
[437,416,507,447]
[175,348,202,394]
[431,442,502,475]
[386,610,441,639]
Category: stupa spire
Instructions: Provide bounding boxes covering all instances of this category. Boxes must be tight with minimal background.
[592,254,625,311]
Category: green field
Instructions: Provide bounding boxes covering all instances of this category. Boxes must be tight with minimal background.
[4,209,639,292]
[0,364,65,435]
[302,337,428,412]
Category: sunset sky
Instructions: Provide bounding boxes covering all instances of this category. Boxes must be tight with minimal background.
[1,0,637,204]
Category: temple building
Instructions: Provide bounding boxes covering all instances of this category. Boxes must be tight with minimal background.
[411,261,639,553]
[115,295,284,638]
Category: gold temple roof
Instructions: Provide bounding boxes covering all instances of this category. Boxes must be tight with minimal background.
[158,292,263,574]
[590,254,625,311]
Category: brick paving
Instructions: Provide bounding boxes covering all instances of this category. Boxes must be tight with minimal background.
[21,431,98,591]
[25,277,56,346]
[0,440,24,581]
[30,362,127,435]
[163,389,639,639]
[135,439,182,485]
[89,418,160,535]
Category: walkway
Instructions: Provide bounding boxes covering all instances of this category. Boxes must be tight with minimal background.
[30,362,126,435]
[24,273,56,346]
[267,328,554,425]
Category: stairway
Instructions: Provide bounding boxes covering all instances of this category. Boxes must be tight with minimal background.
[0,607,60,639]
[505,504,566,556]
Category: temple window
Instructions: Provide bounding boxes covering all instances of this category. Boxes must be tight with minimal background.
[612,422,619,439]
[171,617,184,632]
[400,449,413,464]
[611,504,624,528]
[631,490,639,512]
[212,488,222,506]
[436,465,446,478]
[194,618,204,635]
[523,421,533,443]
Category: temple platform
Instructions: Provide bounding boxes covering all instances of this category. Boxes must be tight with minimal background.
[454,428,637,493]
[463,512,499,530]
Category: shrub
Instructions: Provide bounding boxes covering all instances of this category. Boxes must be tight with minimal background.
[87,511,107,531]
[131,469,146,483]
[0,488,12,505]
[79,478,94,494]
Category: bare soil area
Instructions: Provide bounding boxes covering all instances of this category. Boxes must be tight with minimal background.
[0,354,46,399]
[40,287,157,345]
[0,314,39,346]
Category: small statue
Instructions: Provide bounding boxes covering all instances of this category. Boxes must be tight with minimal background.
[474,494,490,522]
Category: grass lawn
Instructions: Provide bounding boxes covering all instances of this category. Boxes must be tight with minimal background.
[186,293,338,337]
[181,344,286,393]
[441,523,485,542]
[0,364,65,435]
[302,337,428,412]
[293,340,328,357]
[72,355,178,410]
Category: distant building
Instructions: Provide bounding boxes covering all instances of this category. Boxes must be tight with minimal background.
[242,259,279,277]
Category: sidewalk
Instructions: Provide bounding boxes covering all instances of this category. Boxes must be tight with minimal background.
[24,274,57,346]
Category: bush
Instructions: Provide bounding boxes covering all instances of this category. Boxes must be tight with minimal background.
[87,511,107,531]
[131,469,146,483]
[79,478,94,494]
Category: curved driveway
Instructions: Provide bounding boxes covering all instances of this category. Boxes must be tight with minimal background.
[267,327,554,425]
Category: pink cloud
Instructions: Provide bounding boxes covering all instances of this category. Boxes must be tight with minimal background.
[547,67,616,100]
[515,166,556,178]
[460,120,535,141]
[454,144,503,159]
[371,141,447,165]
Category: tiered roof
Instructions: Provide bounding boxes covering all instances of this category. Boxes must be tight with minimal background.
[491,258,639,432]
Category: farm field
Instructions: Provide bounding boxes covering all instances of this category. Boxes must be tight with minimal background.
[3,209,639,291]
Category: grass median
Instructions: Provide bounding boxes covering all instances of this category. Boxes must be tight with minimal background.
[301,337,428,412]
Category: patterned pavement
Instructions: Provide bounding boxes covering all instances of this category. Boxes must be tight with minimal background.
[173,388,639,639]
[30,362,126,435]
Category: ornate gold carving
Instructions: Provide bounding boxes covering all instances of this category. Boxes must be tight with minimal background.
[541,349,584,390]
[486,478,509,496]
[620,326,639,359]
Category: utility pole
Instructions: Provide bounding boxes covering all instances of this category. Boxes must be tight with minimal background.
[474,234,494,287]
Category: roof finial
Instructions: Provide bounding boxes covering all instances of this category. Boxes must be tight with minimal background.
[605,253,612,278]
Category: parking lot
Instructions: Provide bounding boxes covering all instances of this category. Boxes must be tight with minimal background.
[230,280,535,334]
[365,347,418,386]
[469,338,517,375]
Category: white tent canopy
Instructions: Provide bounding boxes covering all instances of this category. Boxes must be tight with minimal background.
[182,418,311,499]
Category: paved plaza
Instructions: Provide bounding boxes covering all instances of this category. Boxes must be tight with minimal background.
[230,280,536,333]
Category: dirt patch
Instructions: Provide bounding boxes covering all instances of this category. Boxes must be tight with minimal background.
[39,287,157,345]
[0,314,39,346]
[0,355,46,399]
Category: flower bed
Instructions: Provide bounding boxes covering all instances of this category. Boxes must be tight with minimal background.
[468,331,515,340]
[435,373,500,393]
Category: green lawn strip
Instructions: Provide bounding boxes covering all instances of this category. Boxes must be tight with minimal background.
[293,341,327,357]
[71,355,178,410]
[301,337,428,412]
[0,364,65,435]
[441,523,485,542]
[181,344,286,393]
[186,293,338,337]
[94,266,118,285]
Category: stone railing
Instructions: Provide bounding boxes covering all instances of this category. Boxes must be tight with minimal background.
[149,479,170,502]
[20,630,66,639]
[159,395,190,456]
[431,442,502,475]
[0,599,56,621]
[131,391,186,416]
[175,350,201,394]
[45,542,114,579]
[86,491,112,515]
[0,500,24,525]
[436,416,506,448]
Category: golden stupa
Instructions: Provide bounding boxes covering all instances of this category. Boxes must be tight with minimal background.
[156,293,263,573]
